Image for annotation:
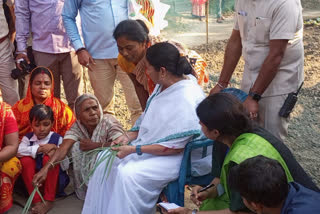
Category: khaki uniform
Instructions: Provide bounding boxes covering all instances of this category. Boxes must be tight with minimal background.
[0,0,19,105]
[234,0,304,140]
[88,59,142,125]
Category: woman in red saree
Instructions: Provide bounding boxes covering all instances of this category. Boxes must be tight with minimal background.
[12,67,76,140]
[0,95,22,213]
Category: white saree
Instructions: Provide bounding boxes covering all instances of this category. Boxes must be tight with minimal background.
[82,76,205,214]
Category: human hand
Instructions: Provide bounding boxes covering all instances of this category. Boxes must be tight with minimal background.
[112,145,135,159]
[209,84,223,95]
[190,185,209,206]
[15,53,30,70]
[243,96,259,120]
[77,49,95,71]
[162,207,192,214]
[38,144,57,155]
[79,139,96,151]
[32,168,49,187]
[111,135,130,146]
[46,149,56,158]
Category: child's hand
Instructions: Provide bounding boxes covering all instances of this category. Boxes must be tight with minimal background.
[38,144,57,155]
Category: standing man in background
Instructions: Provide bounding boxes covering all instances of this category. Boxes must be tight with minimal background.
[210,0,304,141]
[15,0,83,109]
[0,0,19,106]
[62,0,142,125]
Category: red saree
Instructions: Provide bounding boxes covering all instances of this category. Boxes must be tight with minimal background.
[0,102,22,213]
[12,68,76,140]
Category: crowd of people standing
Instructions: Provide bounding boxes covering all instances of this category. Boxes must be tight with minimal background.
[0,0,320,214]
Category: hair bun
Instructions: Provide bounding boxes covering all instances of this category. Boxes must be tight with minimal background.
[176,56,193,75]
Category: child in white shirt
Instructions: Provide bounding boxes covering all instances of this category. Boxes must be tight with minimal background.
[18,104,66,214]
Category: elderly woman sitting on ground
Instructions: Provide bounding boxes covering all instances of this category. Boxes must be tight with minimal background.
[32,94,125,200]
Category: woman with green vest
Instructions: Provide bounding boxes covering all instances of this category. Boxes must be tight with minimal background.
[163,92,318,214]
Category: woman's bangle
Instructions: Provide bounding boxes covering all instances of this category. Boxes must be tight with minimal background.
[49,161,55,168]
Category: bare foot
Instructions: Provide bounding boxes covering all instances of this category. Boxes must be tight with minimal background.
[31,202,42,214]
[32,201,54,214]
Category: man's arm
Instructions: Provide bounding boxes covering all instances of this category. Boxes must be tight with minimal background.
[14,0,31,67]
[14,0,30,52]
[210,29,242,94]
[249,40,288,95]
[62,0,95,69]
[5,0,15,43]
[61,0,83,51]
[244,40,288,117]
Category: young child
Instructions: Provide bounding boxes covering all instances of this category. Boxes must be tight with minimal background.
[17,104,64,214]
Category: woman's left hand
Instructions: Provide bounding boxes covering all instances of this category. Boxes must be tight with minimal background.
[112,145,135,159]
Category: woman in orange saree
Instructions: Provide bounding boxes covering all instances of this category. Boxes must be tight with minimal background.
[12,67,76,140]
[114,19,208,110]
[0,98,22,213]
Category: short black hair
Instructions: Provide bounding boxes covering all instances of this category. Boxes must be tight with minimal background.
[29,104,54,123]
[113,19,149,43]
[146,42,193,77]
[228,155,289,208]
[196,93,252,137]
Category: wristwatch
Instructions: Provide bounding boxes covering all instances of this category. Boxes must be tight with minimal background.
[248,91,262,102]
[191,209,198,214]
[136,145,142,155]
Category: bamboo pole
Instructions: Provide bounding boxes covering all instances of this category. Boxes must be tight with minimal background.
[205,0,209,50]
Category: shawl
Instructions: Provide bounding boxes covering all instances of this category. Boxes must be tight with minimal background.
[118,36,208,94]
[131,75,205,148]
[12,68,75,140]
[64,94,124,199]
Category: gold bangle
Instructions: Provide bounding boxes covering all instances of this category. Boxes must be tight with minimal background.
[49,161,55,168]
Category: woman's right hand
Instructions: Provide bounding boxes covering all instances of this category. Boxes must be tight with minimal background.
[190,185,210,207]
[111,135,130,146]
[32,167,49,187]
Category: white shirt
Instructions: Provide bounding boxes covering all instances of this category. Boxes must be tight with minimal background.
[17,131,62,158]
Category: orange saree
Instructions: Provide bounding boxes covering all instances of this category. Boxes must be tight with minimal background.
[0,102,22,213]
[12,68,76,140]
[118,36,209,95]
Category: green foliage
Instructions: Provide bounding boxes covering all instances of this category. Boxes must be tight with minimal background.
[22,186,45,214]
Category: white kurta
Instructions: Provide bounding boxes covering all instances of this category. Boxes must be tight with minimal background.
[82,76,205,214]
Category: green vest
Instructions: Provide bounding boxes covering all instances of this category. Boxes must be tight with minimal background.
[200,133,293,211]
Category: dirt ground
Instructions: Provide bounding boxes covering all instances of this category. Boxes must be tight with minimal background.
[9,8,320,214]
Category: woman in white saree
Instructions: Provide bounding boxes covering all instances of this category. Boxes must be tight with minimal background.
[82,42,205,214]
